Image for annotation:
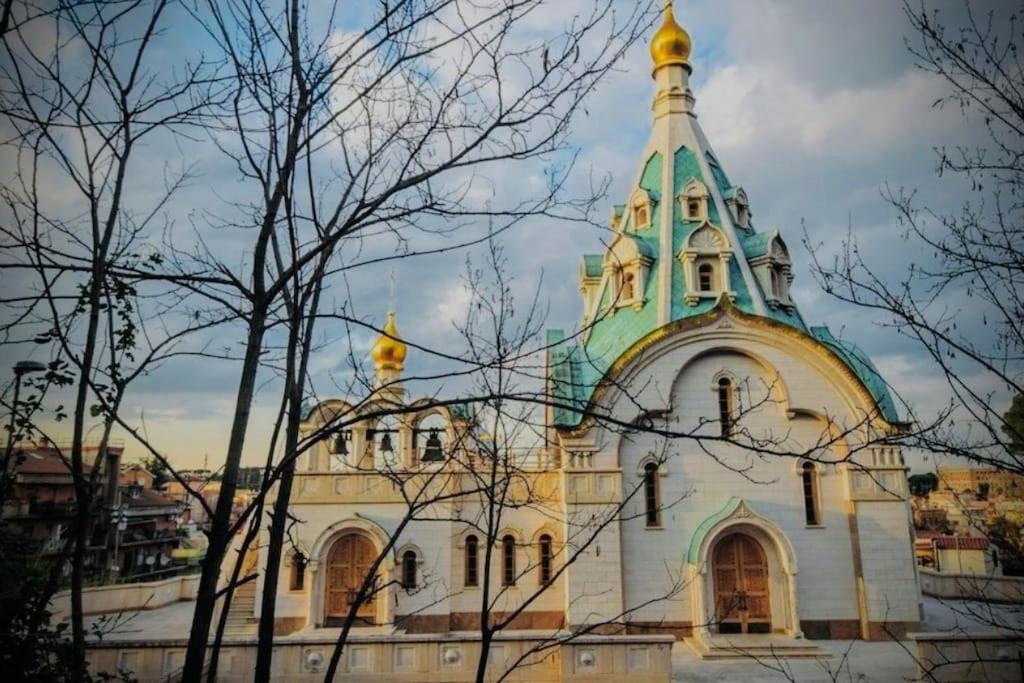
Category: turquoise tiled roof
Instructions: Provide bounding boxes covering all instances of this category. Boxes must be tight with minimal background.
[809,327,900,423]
[582,254,603,278]
[547,142,898,428]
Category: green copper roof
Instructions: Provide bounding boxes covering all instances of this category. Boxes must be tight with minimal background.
[582,254,603,278]
[809,326,900,423]
[547,140,898,428]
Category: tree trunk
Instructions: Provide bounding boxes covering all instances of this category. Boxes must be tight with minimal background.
[182,311,266,679]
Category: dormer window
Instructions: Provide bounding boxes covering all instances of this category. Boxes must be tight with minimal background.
[679,224,735,306]
[751,233,794,311]
[628,189,653,231]
[603,233,653,311]
[680,178,709,222]
[726,187,751,229]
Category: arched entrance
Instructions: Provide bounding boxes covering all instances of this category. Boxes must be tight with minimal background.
[324,533,377,626]
[712,533,771,634]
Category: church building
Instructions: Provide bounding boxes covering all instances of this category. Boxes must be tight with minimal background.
[245,2,920,657]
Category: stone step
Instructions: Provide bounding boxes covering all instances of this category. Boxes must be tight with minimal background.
[684,637,831,661]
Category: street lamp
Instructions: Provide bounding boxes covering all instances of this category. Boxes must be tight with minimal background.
[4,361,47,455]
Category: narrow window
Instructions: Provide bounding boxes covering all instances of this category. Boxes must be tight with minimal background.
[465,535,479,587]
[501,535,516,586]
[688,199,700,218]
[635,206,648,227]
[643,462,660,527]
[698,264,714,292]
[402,550,417,589]
[621,271,635,301]
[717,377,734,436]
[802,462,820,526]
[289,552,306,591]
[538,534,553,585]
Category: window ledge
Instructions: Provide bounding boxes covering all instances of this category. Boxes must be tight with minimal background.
[804,524,825,530]
[644,525,664,531]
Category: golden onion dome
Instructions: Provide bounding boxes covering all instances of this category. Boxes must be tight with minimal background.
[650,2,691,71]
[371,311,407,371]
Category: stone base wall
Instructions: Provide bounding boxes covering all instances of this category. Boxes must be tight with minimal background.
[274,617,306,635]
[919,568,1024,603]
[50,573,200,621]
[625,621,692,640]
[85,633,674,683]
[864,621,919,641]
[911,632,1024,682]
[799,620,860,640]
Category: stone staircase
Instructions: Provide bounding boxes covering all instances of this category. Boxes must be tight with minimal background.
[222,581,258,637]
[685,633,830,660]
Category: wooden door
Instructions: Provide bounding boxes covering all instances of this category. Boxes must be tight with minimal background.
[324,534,376,624]
[713,533,771,634]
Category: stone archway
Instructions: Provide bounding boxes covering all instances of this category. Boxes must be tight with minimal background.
[711,532,771,634]
[323,533,377,626]
[308,520,393,628]
[687,498,802,640]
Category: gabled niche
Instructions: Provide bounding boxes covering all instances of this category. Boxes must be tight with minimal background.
[604,233,653,311]
[725,186,751,229]
[679,178,709,222]
[750,232,794,312]
[679,224,736,307]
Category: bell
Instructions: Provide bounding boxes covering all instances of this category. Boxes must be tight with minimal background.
[422,429,444,462]
[332,432,348,456]
[379,432,394,453]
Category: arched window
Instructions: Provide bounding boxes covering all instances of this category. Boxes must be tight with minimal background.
[635,205,648,228]
[643,462,660,527]
[402,550,418,590]
[801,462,820,526]
[465,535,479,587]
[289,551,306,591]
[717,377,734,436]
[698,263,714,292]
[538,534,553,585]
[501,535,516,586]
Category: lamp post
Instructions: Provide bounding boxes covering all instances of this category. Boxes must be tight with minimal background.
[1,360,47,504]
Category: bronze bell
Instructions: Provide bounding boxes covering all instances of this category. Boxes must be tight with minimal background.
[379,431,394,453]
[422,429,444,462]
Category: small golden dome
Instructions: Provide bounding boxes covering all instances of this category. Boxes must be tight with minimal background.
[371,311,407,371]
[650,2,691,71]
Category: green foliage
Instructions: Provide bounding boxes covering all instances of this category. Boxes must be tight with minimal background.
[1003,394,1024,454]
[140,456,171,489]
[908,472,939,497]
[0,527,135,682]
[987,516,1024,577]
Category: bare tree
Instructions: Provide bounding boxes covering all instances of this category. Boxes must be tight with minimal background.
[0,2,219,677]
[807,0,1024,477]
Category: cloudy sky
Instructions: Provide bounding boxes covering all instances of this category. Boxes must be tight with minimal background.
[2,0,1004,471]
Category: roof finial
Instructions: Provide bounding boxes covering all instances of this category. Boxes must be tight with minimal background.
[388,267,397,313]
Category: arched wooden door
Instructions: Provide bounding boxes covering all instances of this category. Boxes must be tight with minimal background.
[324,533,377,625]
[712,533,771,634]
